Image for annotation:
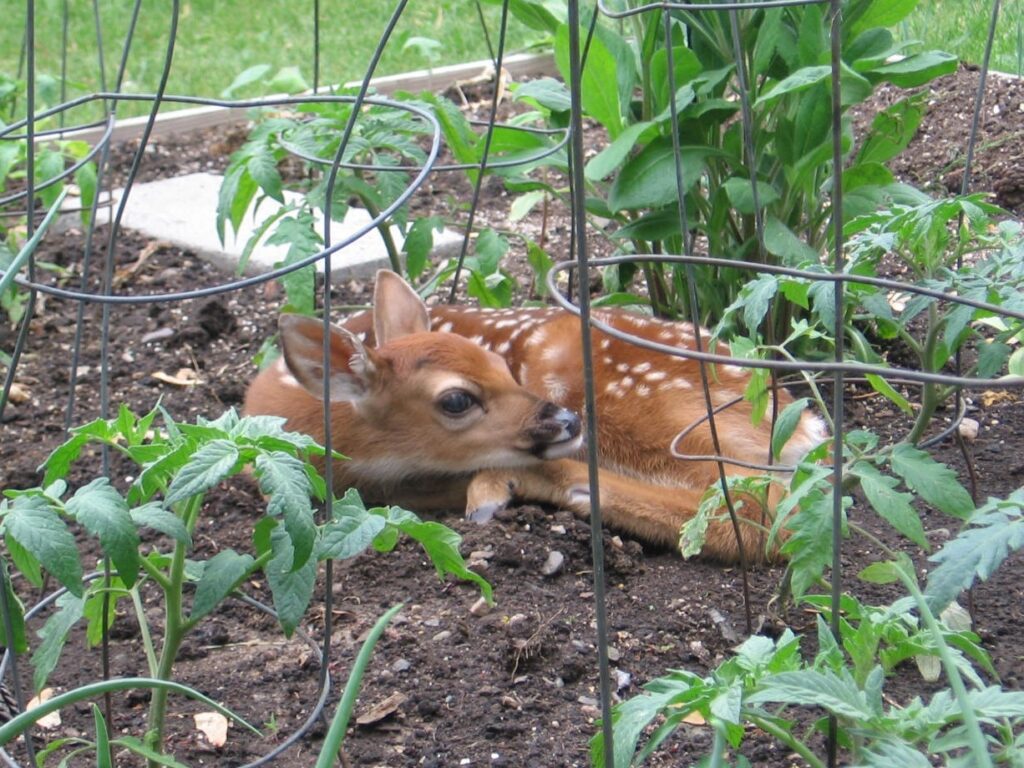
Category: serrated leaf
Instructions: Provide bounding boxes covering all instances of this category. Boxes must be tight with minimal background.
[254,452,316,570]
[741,275,778,335]
[129,503,191,545]
[772,398,811,461]
[925,504,1024,612]
[190,550,255,622]
[853,462,927,548]
[890,444,974,520]
[746,669,871,719]
[246,144,283,202]
[165,440,240,506]
[41,433,90,486]
[388,516,492,602]
[265,524,316,636]
[66,478,141,586]
[319,504,386,560]
[32,592,84,691]
[781,488,846,598]
[5,496,83,596]
[402,216,443,280]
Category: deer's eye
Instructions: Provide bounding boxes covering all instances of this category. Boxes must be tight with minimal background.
[438,389,478,417]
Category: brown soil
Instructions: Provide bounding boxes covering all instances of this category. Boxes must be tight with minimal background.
[0,66,1022,767]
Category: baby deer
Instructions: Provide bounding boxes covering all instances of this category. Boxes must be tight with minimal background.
[243,270,826,562]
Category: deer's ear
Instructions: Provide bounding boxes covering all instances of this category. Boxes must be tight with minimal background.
[279,314,378,402]
[373,269,430,345]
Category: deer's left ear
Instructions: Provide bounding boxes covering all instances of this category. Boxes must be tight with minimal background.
[279,314,379,402]
[373,270,430,345]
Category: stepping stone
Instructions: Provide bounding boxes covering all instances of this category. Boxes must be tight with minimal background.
[74,171,464,280]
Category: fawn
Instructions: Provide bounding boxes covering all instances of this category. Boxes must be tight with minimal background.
[243,270,826,562]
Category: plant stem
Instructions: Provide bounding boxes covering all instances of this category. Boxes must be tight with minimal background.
[897,562,994,768]
[130,585,159,677]
[907,303,941,444]
[746,713,827,768]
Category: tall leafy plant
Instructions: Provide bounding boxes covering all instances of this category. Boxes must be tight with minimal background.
[500,0,955,324]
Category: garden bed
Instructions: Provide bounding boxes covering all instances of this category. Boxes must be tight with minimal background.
[0,65,1022,766]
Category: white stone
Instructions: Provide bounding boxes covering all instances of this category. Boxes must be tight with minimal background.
[70,171,463,281]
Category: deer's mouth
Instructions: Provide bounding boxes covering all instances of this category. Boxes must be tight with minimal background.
[538,431,584,460]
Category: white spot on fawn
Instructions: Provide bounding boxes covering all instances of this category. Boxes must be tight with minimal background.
[636,384,651,397]
[645,371,668,382]
[438,321,454,333]
[599,338,611,350]
[496,341,511,354]
[632,362,651,374]
[616,363,629,373]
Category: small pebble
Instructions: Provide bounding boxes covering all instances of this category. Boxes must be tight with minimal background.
[958,417,979,441]
[541,550,565,577]
[470,597,492,616]
[391,659,411,673]
[432,630,452,643]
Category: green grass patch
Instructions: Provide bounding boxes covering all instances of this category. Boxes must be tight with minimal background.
[0,0,538,120]
[902,0,1023,75]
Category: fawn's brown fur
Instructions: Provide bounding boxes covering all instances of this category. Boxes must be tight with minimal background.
[243,271,826,562]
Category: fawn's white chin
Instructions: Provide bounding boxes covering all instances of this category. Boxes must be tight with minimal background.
[541,433,584,460]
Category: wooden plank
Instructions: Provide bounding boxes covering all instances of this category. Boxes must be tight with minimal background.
[59,52,556,145]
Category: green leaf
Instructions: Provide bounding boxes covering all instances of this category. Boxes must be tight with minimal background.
[584,121,652,182]
[848,0,918,36]
[723,176,780,215]
[0,574,27,653]
[389,514,492,602]
[754,65,831,107]
[889,444,974,520]
[41,432,91,486]
[165,439,240,506]
[75,161,98,226]
[858,560,902,584]
[5,496,83,596]
[746,669,872,720]
[112,736,191,767]
[320,503,386,560]
[129,503,191,545]
[190,550,255,622]
[852,462,928,548]
[764,216,819,265]
[512,77,571,112]
[772,398,811,461]
[402,216,443,280]
[93,704,113,768]
[267,65,308,94]
[66,478,141,587]
[869,51,958,88]
[32,592,84,691]
[925,500,1024,611]
[976,341,1011,379]
[471,227,508,275]
[220,64,272,98]
[555,24,624,138]
[740,275,778,335]
[592,685,678,768]
[608,140,706,213]
[865,373,913,416]
[265,523,316,636]
[781,488,847,598]
[246,144,283,203]
[35,149,66,208]
[255,452,316,570]
[857,96,924,165]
